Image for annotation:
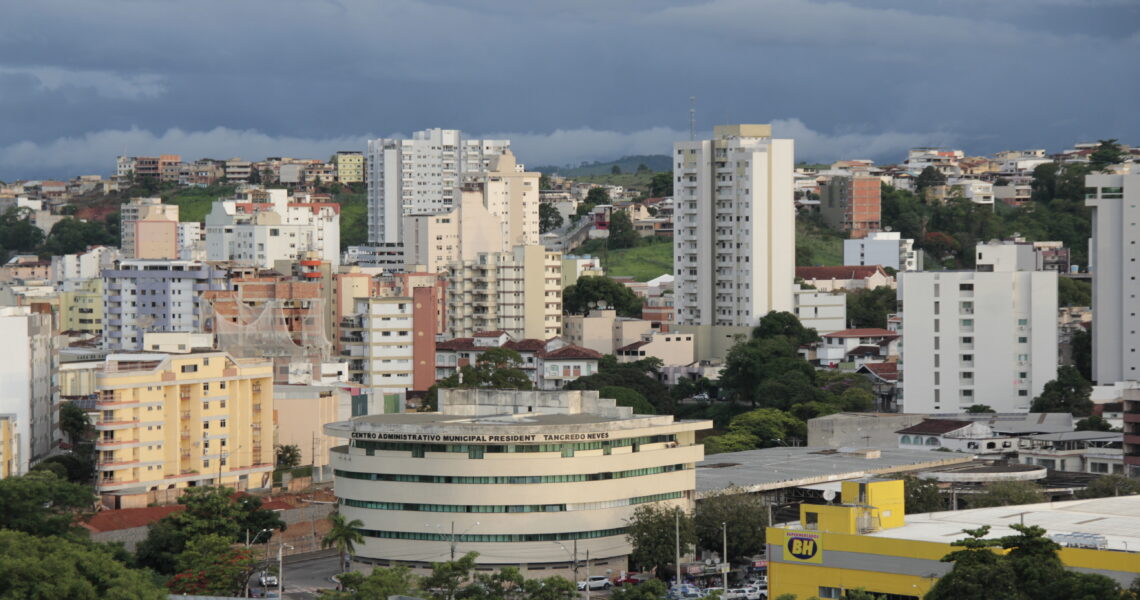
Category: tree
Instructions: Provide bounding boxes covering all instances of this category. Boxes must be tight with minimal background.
[323,565,416,600]
[845,286,897,329]
[539,203,563,233]
[1071,327,1092,381]
[522,576,578,600]
[1078,475,1140,499]
[323,512,365,575]
[59,401,94,448]
[966,481,1044,508]
[1088,139,1126,172]
[611,165,622,175]
[31,453,94,484]
[649,172,673,197]
[0,530,167,599]
[902,475,944,514]
[40,218,117,256]
[600,386,655,414]
[562,276,644,317]
[694,486,768,559]
[276,443,303,468]
[965,404,996,414]
[1058,277,1091,307]
[915,166,947,196]
[136,486,285,574]
[1075,415,1113,431]
[611,580,667,600]
[436,347,534,392]
[1031,366,1093,416]
[168,533,257,596]
[0,471,95,537]
[422,551,478,600]
[725,408,806,448]
[607,210,639,250]
[625,504,695,577]
[586,187,610,205]
[925,526,1017,600]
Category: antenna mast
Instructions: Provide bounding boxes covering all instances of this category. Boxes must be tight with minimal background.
[689,96,696,141]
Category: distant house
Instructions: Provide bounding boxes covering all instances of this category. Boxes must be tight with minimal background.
[434,334,601,390]
[896,418,1014,455]
[817,328,900,368]
[795,265,895,291]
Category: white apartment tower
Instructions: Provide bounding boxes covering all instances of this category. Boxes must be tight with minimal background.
[366,128,510,245]
[673,124,795,326]
[1086,173,1140,384]
[897,246,1057,413]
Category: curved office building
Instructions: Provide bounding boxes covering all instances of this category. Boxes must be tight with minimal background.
[325,389,711,571]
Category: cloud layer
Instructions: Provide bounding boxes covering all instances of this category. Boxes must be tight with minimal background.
[0,0,1135,179]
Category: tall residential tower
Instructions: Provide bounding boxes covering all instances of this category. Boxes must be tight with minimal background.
[1086,173,1140,385]
[673,124,795,329]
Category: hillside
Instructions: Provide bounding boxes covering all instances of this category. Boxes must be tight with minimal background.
[534,154,671,177]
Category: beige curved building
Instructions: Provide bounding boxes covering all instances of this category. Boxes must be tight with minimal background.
[325,389,711,571]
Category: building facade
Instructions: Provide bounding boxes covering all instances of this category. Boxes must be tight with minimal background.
[325,388,711,570]
[0,305,55,475]
[335,151,365,184]
[120,197,179,259]
[897,259,1057,413]
[205,188,341,268]
[673,124,795,327]
[820,176,881,239]
[102,260,229,351]
[843,231,920,272]
[1085,173,1140,384]
[367,128,510,245]
[341,297,416,406]
[447,245,562,340]
[93,351,274,493]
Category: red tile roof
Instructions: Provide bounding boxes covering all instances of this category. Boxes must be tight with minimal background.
[796,266,888,280]
[896,419,971,435]
[859,362,899,381]
[474,330,508,337]
[823,328,897,338]
[541,345,603,360]
[504,339,547,353]
[436,338,478,350]
[847,345,882,356]
[616,340,650,352]
[82,505,184,533]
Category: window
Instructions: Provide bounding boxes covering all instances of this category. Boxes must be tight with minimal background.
[1018,337,1028,343]
[181,364,198,373]
[819,587,842,599]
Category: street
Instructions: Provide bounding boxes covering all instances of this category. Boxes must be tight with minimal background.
[246,552,341,599]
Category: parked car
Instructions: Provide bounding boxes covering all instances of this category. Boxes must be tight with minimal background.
[578,576,612,591]
[704,587,725,598]
[259,572,278,588]
[614,573,652,586]
[668,584,704,600]
[743,586,766,600]
[725,588,751,600]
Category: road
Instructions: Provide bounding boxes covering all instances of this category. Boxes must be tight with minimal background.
[246,551,341,599]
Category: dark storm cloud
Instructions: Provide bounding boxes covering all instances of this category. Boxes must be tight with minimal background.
[1,0,1135,179]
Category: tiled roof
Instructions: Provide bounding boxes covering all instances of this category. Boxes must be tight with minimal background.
[504,339,547,353]
[436,338,477,350]
[896,419,971,435]
[796,265,888,280]
[616,340,650,352]
[847,345,882,356]
[859,362,899,381]
[474,330,508,337]
[541,345,603,360]
[823,328,897,338]
[82,505,184,533]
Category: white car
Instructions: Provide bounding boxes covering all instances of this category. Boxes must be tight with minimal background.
[577,576,612,591]
[724,588,750,600]
[259,573,278,588]
[743,587,766,600]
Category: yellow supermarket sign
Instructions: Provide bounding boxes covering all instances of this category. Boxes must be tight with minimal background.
[784,531,822,564]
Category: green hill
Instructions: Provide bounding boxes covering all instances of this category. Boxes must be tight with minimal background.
[534,155,671,177]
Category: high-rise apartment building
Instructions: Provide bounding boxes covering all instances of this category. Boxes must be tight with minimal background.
[120,197,179,259]
[673,124,795,327]
[1085,173,1140,385]
[93,349,274,493]
[340,296,416,410]
[897,245,1057,413]
[0,305,55,475]
[366,128,510,245]
[820,175,881,239]
[447,245,562,340]
[102,260,229,351]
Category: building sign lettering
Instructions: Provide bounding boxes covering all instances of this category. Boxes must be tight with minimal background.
[784,531,822,564]
[350,431,612,443]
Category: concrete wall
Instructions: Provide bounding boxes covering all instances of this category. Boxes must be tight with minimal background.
[807,413,928,448]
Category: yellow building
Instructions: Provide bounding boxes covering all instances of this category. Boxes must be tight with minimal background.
[767,479,1140,599]
[93,351,274,495]
[334,151,365,184]
[0,414,16,478]
[59,278,103,335]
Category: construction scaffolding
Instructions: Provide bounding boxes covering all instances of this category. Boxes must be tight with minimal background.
[202,292,331,380]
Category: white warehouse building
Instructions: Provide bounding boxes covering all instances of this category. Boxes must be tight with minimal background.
[897,244,1057,413]
[325,388,711,572]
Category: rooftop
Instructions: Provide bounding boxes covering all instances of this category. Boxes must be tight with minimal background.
[823,328,897,339]
[695,446,973,496]
[796,265,888,281]
[896,419,973,435]
[866,496,1140,553]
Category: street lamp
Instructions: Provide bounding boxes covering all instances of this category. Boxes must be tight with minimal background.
[426,521,480,560]
[278,542,294,598]
[553,541,579,585]
[721,522,728,590]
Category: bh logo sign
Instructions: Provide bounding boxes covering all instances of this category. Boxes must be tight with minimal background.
[785,532,821,563]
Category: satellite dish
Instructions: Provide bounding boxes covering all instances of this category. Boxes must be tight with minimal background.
[823,490,838,503]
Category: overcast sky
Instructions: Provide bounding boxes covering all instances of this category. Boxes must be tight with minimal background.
[2,0,1137,180]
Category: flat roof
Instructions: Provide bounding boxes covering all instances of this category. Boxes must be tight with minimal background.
[344,412,619,427]
[1024,431,1122,442]
[696,447,974,496]
[865,496,1140,553]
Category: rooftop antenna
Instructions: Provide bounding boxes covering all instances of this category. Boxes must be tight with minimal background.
[689,96,696,141]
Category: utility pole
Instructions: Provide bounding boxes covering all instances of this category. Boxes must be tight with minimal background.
[722,522,728,590]
[574,539,579,584]
[585,549,591,600]
[450,521,456,561]
[675,508,681,587]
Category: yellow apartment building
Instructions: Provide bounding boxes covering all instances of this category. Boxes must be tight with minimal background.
[334,151,365,184]
[93,351,274,495]
[766,479,1140,599]
[0,414,16,478]
[59,278,103,335]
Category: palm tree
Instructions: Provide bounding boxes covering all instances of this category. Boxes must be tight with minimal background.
[322,512,364,577]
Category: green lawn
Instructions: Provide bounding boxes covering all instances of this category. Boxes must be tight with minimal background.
[796,217,845,266]
[163,184,237,223]
[573,238,674,281]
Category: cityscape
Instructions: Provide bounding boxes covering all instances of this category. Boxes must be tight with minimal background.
[1,2,1139,600]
